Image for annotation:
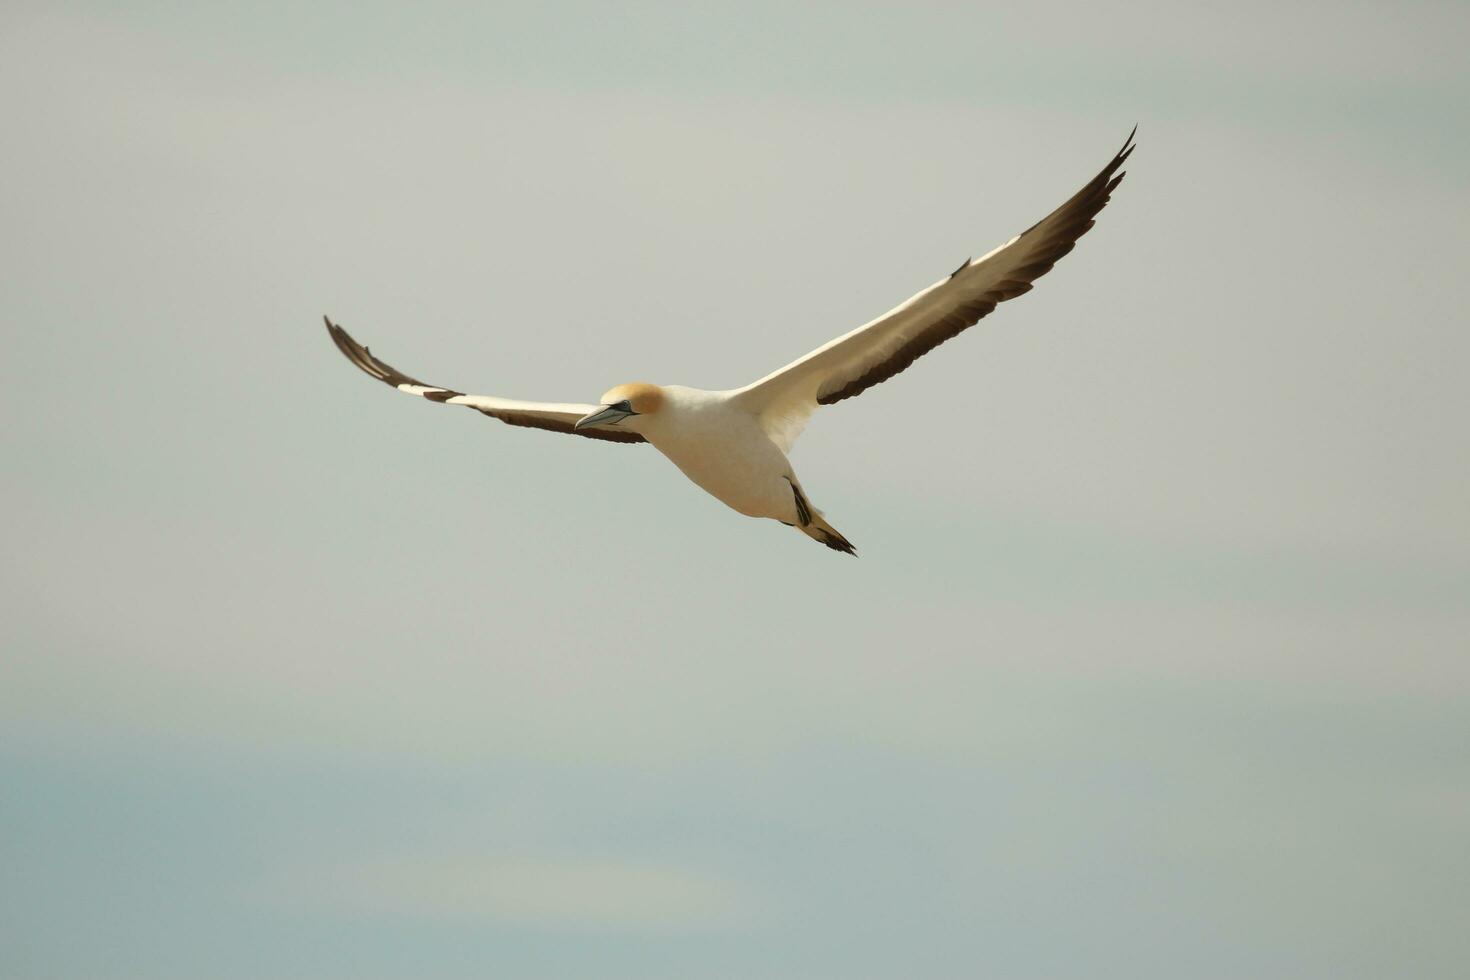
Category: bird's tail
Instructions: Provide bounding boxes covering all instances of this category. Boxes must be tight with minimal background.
[799,513,857,556]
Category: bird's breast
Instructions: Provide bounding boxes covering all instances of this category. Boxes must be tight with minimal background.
[645,404,791,519]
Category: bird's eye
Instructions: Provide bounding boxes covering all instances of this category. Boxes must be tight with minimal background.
[614,400,634,413]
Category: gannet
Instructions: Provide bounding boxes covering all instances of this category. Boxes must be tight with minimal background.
[326,129,1135,555]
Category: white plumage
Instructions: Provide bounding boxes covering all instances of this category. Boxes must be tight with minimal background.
[326,130,1135,554]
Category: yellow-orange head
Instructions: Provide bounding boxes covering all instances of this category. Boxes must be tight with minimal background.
[600,382,665,416]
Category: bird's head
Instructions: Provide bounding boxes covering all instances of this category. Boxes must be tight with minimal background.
[575,382,664,431]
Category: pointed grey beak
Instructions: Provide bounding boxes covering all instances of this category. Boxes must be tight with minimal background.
[575,404,635,430]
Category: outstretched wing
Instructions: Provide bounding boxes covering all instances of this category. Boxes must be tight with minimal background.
[735,128,1135,452]
[324,317,646,444]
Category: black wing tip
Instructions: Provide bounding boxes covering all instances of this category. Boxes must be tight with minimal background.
[323,315,378,380]
[323,314,351,346]
[1014,127,1136,244]
[321,314,430,389]
[1111,125,1138,170]
[1119,124,1138,153]
[323,313,347,349]
[1113,125,1138,169]
[322,313,354,352]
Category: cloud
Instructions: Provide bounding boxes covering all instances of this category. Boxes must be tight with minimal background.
[277,852,759,932]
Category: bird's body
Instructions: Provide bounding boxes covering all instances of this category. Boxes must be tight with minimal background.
[624,385,851,549]
[326,130,1135,554]
[638,386,795,521]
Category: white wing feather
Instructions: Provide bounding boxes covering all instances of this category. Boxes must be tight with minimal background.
[325,318,645,444]
[735,129,1135,452]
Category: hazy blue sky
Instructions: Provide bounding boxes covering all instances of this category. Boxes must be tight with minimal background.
[3,2,1467,978]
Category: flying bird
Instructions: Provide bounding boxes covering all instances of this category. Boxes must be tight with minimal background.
[326,129,1135,555]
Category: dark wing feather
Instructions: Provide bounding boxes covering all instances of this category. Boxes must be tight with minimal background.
[736,129,1135,449]
[324,317,646,445]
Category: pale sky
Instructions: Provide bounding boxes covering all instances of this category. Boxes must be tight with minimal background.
[3,2,1468,978]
